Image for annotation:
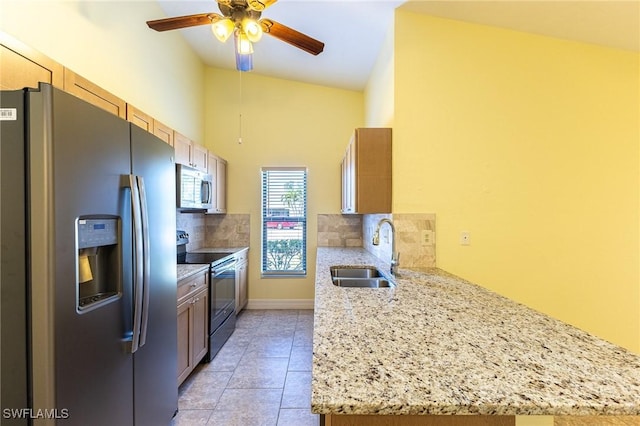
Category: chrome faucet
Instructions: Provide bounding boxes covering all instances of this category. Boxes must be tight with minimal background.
[372,218,400,276]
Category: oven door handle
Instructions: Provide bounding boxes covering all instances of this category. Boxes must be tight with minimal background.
[212,259,236,276]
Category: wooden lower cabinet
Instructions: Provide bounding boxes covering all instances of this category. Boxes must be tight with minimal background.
[176,298,192,384]
[177,270,209,385]
[323,415,515,426]
[234,249,249,314]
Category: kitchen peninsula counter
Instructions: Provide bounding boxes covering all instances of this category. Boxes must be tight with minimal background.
[312,247,640,422]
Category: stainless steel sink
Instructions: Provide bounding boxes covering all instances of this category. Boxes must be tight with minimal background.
[330,266,394,288]
[330,266,385,278]
[332,278,394,288]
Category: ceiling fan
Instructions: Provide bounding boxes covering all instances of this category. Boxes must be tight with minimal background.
[147,0,325,72]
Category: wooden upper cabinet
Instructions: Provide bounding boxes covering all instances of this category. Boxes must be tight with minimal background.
[126,104,153,132]
[128,105,175,147]
[0,32,63,90]
[175,131,208,172]
[63,68,126,118]
[191,143,208,171]
[174,131,192,166]
[1,33,177,149]
[153,120,174,147]
[341,128,392,214]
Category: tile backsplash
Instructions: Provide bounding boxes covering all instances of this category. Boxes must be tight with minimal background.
[204,214,250,248]
[363,213,436,268]
[179,211,434,267]
[317,214,363,248]
[176,212,205,251]
[317,213,436,268]
[176,212,250,250]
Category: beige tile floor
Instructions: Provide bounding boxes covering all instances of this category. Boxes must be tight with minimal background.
[171,309,319,426]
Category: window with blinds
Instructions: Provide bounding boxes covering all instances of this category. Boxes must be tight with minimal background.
[261,167,307,276]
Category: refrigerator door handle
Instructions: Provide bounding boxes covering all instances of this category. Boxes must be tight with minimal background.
[129,174,144,354]
[137,176,151,347]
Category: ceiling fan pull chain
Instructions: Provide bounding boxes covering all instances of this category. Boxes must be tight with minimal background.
[238,70,243,144]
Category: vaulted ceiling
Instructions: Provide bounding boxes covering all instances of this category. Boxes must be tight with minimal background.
[155,0,639,91]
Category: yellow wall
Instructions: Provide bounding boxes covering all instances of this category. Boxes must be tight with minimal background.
[364,18,395,128]
[392,11,639,353]
[0,0,205,141]
[204,68,364,301]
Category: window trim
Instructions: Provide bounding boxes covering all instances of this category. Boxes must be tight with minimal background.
[260,166,307,277]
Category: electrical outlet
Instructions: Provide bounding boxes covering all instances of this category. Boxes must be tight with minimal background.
[460,231,470,246]
[421,230,434,246]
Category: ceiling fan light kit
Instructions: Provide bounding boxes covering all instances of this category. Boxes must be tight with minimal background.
[146,0,324,73]
[211,17,234,42]
[242,18,263,42]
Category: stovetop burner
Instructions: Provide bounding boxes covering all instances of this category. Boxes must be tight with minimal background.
[179,252,233,265]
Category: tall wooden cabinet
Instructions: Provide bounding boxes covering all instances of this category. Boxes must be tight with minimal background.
[177,270,209,385]
[341,128,392,214]
[207,153,227,214]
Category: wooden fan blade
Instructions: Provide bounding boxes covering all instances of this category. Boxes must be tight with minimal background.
[260,19,324,56]
[247,0,277,12]
[146,13,220,32]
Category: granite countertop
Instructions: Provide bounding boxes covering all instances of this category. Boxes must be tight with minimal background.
[312,247,640,417]
[177,264,209,281]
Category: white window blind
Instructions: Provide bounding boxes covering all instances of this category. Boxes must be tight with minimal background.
[261,167,307,276]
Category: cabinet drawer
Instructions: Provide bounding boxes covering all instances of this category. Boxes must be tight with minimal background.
[177,270,208,303]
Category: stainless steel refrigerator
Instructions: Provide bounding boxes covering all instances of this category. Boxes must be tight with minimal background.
[1,83,178,425]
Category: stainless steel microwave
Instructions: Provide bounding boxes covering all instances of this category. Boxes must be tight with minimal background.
[176,164,213,210]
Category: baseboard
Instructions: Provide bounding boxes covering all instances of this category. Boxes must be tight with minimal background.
[246,299,315,310]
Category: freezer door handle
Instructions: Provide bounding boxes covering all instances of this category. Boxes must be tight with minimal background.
[137,176,151,348]
[129,174,144,354]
